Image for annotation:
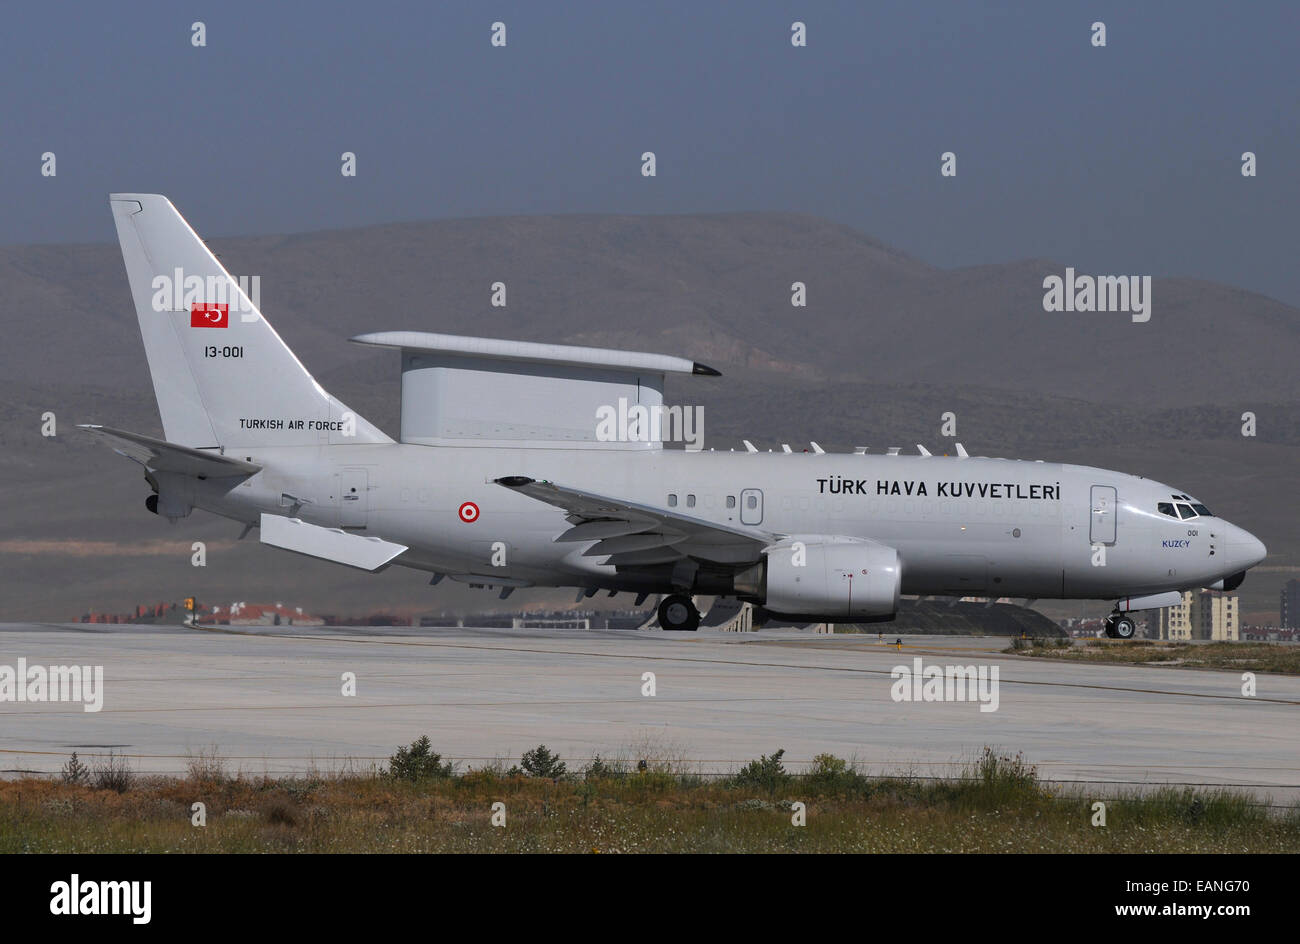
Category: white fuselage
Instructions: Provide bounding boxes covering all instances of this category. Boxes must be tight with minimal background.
[188,443,1266,601]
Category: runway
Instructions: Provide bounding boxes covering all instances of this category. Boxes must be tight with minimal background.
[2,622,1298,798]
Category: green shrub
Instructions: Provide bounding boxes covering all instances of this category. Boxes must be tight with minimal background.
[1124,787,1266,829]
[60,752,90,786]
[583,754,625,781]
[519,744,567,779]
[732,749,788,793]
[386,735,454,782]
[955,747,1041,809]
[805,752,868,795]
[810,753,847,777]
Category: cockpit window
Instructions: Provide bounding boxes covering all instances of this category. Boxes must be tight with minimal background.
[1159,497,1211,519]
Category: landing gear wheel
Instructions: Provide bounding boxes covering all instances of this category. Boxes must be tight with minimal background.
[1105,613,1136,640]
[658,594,700,632]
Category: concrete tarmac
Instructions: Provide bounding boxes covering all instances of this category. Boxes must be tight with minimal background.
[2,623,1297,798]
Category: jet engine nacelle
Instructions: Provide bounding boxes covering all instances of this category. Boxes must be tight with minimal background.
[739,535,901,619]
[147,470,195,521]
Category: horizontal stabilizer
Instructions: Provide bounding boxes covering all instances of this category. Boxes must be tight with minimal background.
[259,514,407,571]
[78,425,261,477]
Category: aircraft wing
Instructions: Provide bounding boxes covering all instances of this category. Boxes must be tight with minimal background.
[494,476,773,565]
[78,425,261,477]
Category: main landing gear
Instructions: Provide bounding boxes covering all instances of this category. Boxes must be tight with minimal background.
[1104,611,1137,639]
[658,594,701,632]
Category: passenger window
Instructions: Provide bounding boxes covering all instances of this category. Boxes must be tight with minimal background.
[667,494,677,507]
[726,495,736,509]
[1176,503,1195,519]
[1157,502,1176,518]
[746,495,758,510]
[686,494,696,508]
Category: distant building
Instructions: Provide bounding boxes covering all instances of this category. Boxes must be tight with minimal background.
[1242,625,1299,642]
[1150,593,1193,640]
[1152,590,1239,641]
[1281,580,1300,630]
[210,602,324,626]
[1191,592,1239,641]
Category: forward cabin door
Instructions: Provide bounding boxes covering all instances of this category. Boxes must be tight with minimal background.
[1089,485,1117,545]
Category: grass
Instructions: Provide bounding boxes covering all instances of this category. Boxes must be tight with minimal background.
[2,746,1297,853]
[1005,639,1300,674]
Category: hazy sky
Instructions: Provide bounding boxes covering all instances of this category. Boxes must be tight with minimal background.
[3,0,1297,304]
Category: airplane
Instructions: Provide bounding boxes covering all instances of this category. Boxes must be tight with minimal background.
[84,194,1267,640]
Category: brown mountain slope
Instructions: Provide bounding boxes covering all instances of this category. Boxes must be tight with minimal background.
[1,212,1296,405]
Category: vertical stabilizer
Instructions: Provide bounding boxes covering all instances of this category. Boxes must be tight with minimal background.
[109,194,390,449]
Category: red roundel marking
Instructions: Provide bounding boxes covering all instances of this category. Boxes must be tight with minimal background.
[458,501,480,523]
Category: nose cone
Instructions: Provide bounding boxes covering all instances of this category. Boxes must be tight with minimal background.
[1229,526,1267,570]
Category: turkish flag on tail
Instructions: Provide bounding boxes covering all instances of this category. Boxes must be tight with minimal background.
[190,303,229,328]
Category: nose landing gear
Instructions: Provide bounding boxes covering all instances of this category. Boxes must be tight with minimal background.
[1104,612,1136,639]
